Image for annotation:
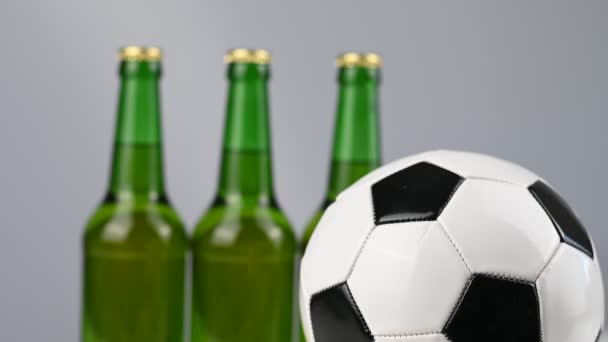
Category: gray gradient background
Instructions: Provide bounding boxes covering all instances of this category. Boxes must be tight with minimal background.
[1,0,607,340]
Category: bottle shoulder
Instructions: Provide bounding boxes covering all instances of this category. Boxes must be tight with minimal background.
[192,203,296,253]
[84,200,188,252]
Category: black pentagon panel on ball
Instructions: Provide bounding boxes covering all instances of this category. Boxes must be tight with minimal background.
[371,162,463,225]
[310,283,373,342]
[529,181,594,258]
[444,274,540,342]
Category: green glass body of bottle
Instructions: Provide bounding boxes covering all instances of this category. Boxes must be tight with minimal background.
[191,49,296,342]
[82,47,188,342]
[299,52,382,341]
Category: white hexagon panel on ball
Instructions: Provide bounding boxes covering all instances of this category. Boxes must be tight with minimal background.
[299,150,604,342]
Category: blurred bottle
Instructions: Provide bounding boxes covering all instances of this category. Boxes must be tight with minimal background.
[298,52,382,341]
[191,49,296,342]
[300,52,382,252]
[82,47,188,342]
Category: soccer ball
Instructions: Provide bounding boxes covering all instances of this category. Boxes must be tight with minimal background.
[300,150,604,342]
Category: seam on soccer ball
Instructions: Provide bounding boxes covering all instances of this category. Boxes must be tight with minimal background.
[437,220,472,274]
[348,227,375,277]
[443,276,474,332]
[467,175,529,186]
[535,242,560,282]
[377,216,438,225]
[374,332,445,339]
[371,187,379,224]
[345,191,379,280]
[344,283,374,338]
[436,178,464,218]
[478,272,531,284]
[311,192,376,297]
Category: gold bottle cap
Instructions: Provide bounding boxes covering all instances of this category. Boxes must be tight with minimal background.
[119,46,163,62]
[336,52,383,68]
[224,48,272,64]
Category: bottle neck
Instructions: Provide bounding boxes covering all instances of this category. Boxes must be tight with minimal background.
[216,63,274,206]
[108,60,166,203]
[326,66,381,201]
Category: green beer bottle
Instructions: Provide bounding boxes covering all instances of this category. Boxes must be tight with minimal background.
[191,49,296,342]
[82,46,188,342]
[298,52,382,341]
[300,52,383,252]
